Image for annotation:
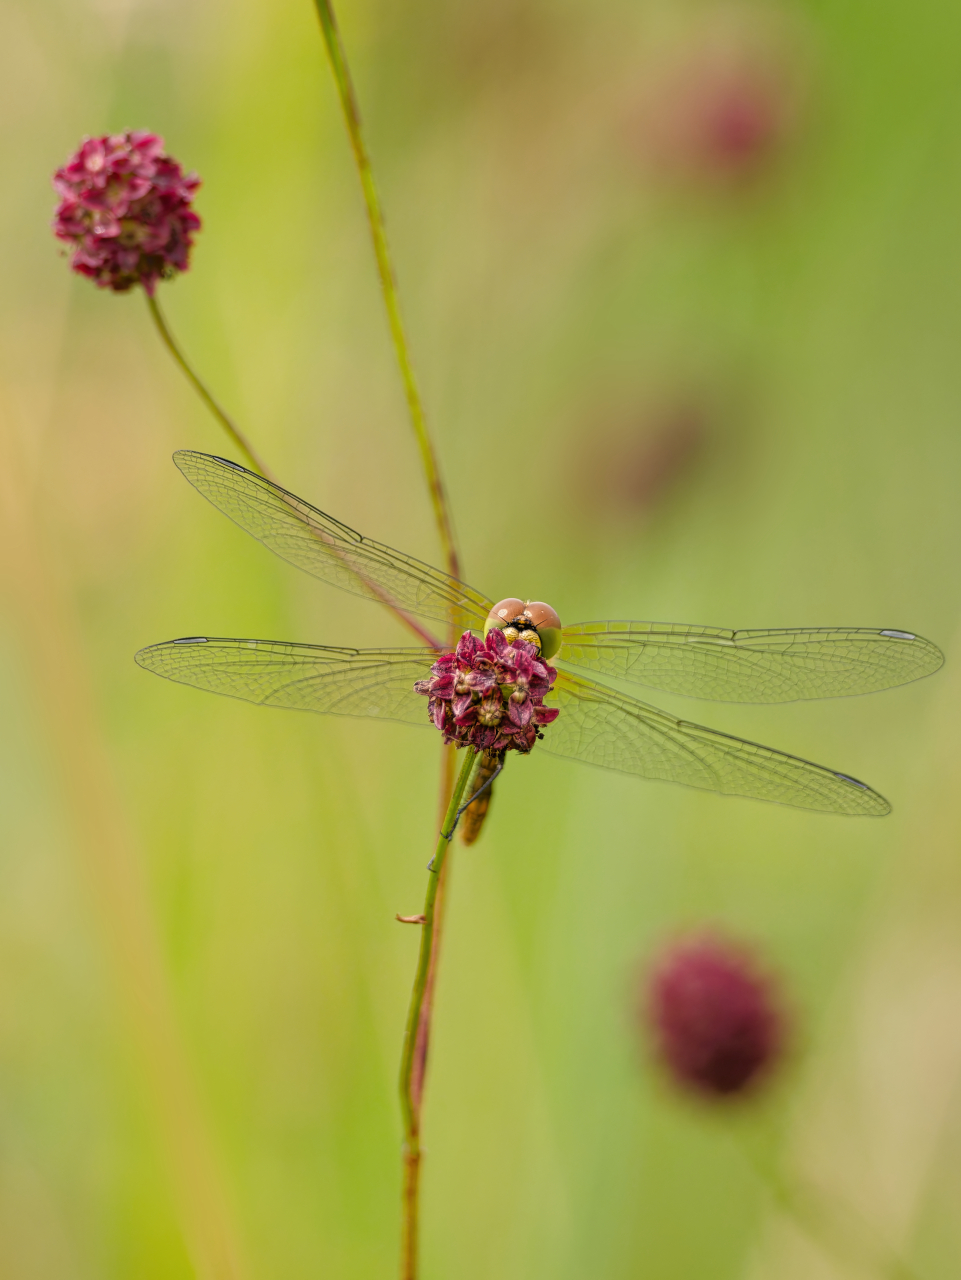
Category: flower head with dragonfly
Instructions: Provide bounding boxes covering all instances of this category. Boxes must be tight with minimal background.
[136,451,943,834]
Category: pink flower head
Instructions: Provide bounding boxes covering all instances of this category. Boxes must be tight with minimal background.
[629,17,803,190]
[645,932,784,1099]
[414,629,559,754]
[52,131,201,295]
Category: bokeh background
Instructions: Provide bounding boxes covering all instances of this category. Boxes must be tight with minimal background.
[2,0,961,1276]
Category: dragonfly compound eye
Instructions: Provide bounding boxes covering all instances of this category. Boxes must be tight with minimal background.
[485,599,526,635]
[485,599,562,660]
[521,602,562,660]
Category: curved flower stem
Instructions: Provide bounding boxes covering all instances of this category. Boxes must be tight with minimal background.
[311,0,461,586]
[399,746,477,1280]
[146,292,274,481]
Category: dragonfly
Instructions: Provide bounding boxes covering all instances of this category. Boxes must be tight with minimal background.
[136,451,943,830]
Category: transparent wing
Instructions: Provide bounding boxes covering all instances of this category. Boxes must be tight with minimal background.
[541,669,889,815]
[175,451,493,631]
[135,636,438,725]
[558,621,943,703]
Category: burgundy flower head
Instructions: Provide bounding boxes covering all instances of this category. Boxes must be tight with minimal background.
[52,132,201,295]
[645,932,784,1099]
[414,628,559,753]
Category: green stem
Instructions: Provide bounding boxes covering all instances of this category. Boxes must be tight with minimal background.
[398,746,477,1280]
[146,292,273,481]
[311,0,461,586]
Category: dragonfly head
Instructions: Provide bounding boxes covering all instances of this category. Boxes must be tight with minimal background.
[484,599,562,660]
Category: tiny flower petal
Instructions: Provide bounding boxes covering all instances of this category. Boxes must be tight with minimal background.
[533,705,560,725]
[429,673,456,698]
[485,627,509,658]
[452,693,474,720]
[507,696,533,728]
[431,700,448,732]
[466,669,498,696]
[455,632,480,663]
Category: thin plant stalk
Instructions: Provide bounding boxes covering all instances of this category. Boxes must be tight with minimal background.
[311,0,461,586]
[146,292,274,480]
[409,741,457,1106]
[399,746,478,1280]
[309,11,472,1274]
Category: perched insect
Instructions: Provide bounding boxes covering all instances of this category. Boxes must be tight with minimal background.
[136,452,943,834]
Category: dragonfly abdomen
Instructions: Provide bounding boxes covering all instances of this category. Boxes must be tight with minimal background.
[460,751,502,845]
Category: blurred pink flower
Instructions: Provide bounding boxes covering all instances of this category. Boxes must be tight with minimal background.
[53,131,201,295]
[645,932,784,1098]
[414,629,559,754]
[629,11,807,188]
[652,59,788,181]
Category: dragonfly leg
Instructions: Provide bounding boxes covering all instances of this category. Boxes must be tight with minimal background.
[446,753,504,845]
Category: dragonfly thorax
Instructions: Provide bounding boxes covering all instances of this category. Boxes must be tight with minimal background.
[484,598,562,661]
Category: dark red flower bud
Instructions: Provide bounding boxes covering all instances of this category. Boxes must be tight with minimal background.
[477,694,504,727]
[644,932,784,1099]
[52,131,201,295]
[414,629,558,755]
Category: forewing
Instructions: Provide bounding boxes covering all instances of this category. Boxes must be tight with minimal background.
[175,451,493,630]
[558,621,943,703]
[136,637,438,725]
[541,669,889,815]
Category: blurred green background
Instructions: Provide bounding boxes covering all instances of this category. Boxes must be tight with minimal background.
[2,0,961,1276]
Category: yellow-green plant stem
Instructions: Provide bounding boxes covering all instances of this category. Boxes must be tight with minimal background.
[309,15,470,1273]
[146,292,274,481]
[399,746,477,1280]
[311,0,461,586]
